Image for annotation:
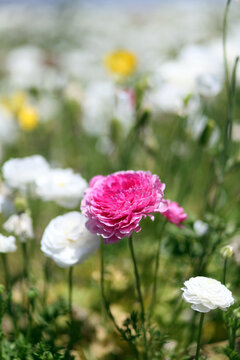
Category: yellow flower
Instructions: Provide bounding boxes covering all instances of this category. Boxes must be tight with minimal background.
[104,50,137,77]
[18,105,39,131]
[1,92,27,114]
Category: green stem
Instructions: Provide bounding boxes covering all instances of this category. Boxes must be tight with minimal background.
[1,254,10,292]
[149,221,167,318]
[65,266,74,358]
[68,266,73,327]
[223,0,231,95]
[27,300,32,342]
[223,258,227,285]
[21,243,29,283]
[100,238,122,333]
[43,258,51,306]
[222,0,239,170]
[1,255,18,335]
[100,238,139,359]
[230,316,237,350]
[1,254,13,317]
[195,313,205,360]
[128,236,148,360]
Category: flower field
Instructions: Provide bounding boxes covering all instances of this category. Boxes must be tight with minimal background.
[0,0,240,359]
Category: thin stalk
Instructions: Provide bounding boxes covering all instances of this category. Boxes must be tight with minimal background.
[21,242,29,283]
[100,238,139,359]
[1,255,18,335]
[195,313,205,360]
[68,266,73,327]
[1,254,10,292]
[223,258,227,285]
[149,221,167,318]
[230,316,237,350]
[43,258,51,306]
[100,238,122,334]
[1,254,13,317]
[222,0,239,169]
[65,266,74,358]
[27,300,32,342]
[128,236,148,360]
[223,0,231,94]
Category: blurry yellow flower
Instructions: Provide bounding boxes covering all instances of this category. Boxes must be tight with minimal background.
[1,92,27,114]
[104,50,137,77]
[18,105,39,131]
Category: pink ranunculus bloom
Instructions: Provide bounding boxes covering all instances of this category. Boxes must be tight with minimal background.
[81,171,166,244]
[161,200,187,227]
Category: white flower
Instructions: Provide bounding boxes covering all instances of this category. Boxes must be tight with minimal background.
[196,73,222,97]
[193,220,209,236]
[82,81,115,137]
[182,276,234,313]
[0,234,17,253]
[2,155,50,191]
[0,107,18,144]
[3,213,34,242]
[36,168,88,208]
[41,212,100,268]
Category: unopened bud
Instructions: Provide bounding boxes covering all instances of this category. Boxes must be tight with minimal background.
[14,196,28,213]
[220,245,234,259]
[27,287,38,300]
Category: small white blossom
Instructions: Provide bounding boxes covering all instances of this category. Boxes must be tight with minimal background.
[4,213,34,242]
[41,212,100,268]
[2,155,49,192]
[182,276,234,313]
[0,234,17,253]
[36,168,88,208]
[193,220,209,236]
[196,73,222,97]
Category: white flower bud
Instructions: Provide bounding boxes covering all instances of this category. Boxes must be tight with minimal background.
[220,245,234,259]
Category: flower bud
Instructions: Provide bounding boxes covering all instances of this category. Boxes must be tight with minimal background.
[27,287,38,301]
[220,245,234,259]
[14,196,28,213]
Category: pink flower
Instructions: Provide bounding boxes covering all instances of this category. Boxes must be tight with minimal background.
[81,171,166,244]
[161,200,187,227]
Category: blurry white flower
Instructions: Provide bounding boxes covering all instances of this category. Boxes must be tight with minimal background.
[0,107,18,144]
[114,89,135,134]
[193,220,209,236]
[0,234,17,253]
[41,212,100,268]
[37,95,59,123]
[196,73,222,97]
[149,82,185,113]
[6,46,45,89]
[36,168,87,208]
[182,276,234,313]
[82,81,114,137]
[4,213,33,242]
[150,43,223,113]
[2,155,50,192]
